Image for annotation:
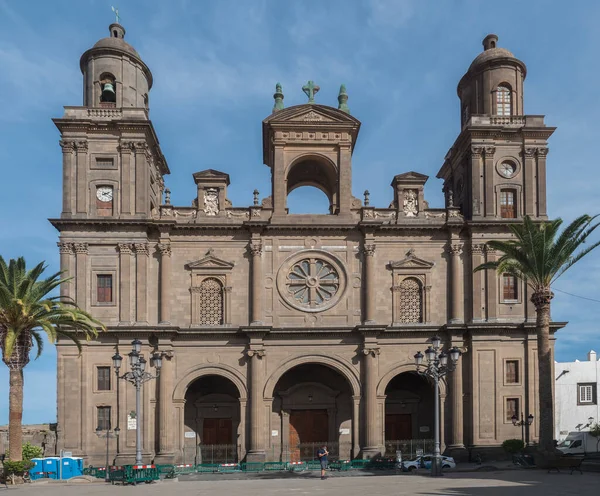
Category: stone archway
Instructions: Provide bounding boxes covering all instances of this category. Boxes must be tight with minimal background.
[285,154,339,214]
[172,365,248,464]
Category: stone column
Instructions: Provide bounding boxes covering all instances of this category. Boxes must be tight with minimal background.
[58,242,74,300]
[448,243,464,323]
[249,242,263,325]
[471,244,485,322]
[484,146,495,217]
[523,147,536,216]
[362,345,380,457]
[272,145,286,216]
[74,243,88,310]
[247,348,266,461]
[485,245,498,321]
[339,144,352,215]
[536,147,548,217]
[363,244,376,323]
[75,141,88,214]
[134,243,149,324]
[59,140,75,215]
[118,243,133,324]
[470,146,484,217]
[448,334,465,450]
[157,243,172,324]
[119,142,133,215]
[134,142,148,216]
[352,396,361,459]
[156,349,174,461]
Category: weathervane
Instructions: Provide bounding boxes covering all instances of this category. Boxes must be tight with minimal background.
[112,6,121,24]
[302,80,320,103]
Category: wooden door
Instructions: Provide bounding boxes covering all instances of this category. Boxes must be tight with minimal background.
[289,410,328,461]
[202,418,232,445]
[385,413,412,440]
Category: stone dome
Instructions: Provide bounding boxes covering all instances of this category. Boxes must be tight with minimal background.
[469,47,516,71]
[92,36,140,59]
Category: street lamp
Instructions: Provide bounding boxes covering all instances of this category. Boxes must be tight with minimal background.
[113,340,163,465]
[511,412,534,445]
[95,426,120,482]
[414,336,461,477]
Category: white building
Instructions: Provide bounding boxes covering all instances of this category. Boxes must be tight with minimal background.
[555,351,600,440]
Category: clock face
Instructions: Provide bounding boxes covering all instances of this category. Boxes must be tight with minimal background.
[96,186,113,202]
[499,162,516,178]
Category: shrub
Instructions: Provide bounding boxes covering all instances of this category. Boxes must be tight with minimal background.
[22,442,43,461]
[502,438,525,454]
[2,460,34,475]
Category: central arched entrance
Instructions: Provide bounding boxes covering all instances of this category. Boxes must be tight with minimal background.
[183,375,241,464]
[383,371,434,457]
[271,363,355,462]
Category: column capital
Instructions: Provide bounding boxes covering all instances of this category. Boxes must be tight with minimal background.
[537,147,549,157]
[524,147,536,158]
[59,140,76,153]
[362,346,380,357]
[446,243,463,256]
[484,244,497,255]
[470,243,485,255]
[118,141,135,154]
[57,242,74,254]
[248,242,263,257]
[363,243,376,257]
[157,243,172,257]
[483,145,496,156]
[133,141,149,153]
[246,349,266,358]
[118,243,134,254]
[73,242,88,254]
[470,146,484,157]
[134,243,149,256]
[74,140,88,152]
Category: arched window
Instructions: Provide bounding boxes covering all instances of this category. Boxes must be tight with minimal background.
[502,274,518,301]
[496,85,511,116]
[199,278,223,325]
[398,277,423,323]
[500,189,516,218]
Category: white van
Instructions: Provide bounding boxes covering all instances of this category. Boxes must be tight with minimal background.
[557,431,600,455]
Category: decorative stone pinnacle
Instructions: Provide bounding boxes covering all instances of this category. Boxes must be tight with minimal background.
[272,82,284,112]
[253,189,260,206]
[302,80,320,103]
[364,190,370,206]
[164,188,171,205]
[338,84,350,113]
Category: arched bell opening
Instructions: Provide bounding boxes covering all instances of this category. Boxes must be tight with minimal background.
[285,156,338,214]
[184,375,241,464]
[271,363,354,462]
[384,371,434,457]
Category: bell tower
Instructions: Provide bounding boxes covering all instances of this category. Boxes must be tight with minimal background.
[262,83,361,221]
[54,23,168,220]
[438,34,554,220]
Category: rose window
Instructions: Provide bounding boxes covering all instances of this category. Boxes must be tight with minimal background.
[286,258,340,309]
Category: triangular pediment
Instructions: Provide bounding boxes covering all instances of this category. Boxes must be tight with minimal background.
[193,169,231,185]
[264,104,361,126]
[186,249,235,270]
[388,251,434,270]
[393,171,429,181]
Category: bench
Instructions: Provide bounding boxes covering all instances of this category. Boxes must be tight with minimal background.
[547,456,585,474]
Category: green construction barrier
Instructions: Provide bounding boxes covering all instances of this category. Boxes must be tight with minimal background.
[156,465,176,478]
[173,464,196,475]
[196,463,220,473]
[330,460,351,471]
[305,460,321,471]
[264,462,287,471]
[108,465,160,485]
[241,462,264,472]
[287,461,307,472]
[217,463,240,473]
[350,459,370,469]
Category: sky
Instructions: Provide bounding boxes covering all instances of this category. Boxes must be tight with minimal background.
[0,0,599,424]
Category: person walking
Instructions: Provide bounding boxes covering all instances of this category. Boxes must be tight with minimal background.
[317,445,329,480]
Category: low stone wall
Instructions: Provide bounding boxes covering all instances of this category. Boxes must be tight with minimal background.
[0,424,57,456]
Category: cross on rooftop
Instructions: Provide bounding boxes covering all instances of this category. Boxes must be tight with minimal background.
[302,81,320,103]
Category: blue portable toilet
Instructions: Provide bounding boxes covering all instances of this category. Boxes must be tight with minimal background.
[32,457,58,479]
[29,458,44,481]
[59,457,84,479]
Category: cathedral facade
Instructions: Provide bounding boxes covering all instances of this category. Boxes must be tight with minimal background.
[52,25,562,465]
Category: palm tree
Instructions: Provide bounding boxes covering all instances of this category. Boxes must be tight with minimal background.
[474,214,600,454]
[0,256,104,462]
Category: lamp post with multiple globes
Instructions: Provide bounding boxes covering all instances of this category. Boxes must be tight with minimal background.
[414,336,462,477]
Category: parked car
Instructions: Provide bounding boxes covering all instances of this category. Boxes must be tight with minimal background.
[402,455,456,471]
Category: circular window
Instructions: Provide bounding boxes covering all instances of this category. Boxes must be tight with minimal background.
[277,250,347,313]
[497,161,517,179]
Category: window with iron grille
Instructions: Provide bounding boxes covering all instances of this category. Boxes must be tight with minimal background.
[506,360,519,384]
[497,85,511,116]
[97,366,111,391]
[578,383,597,405]
[97,406,111,430]
[506,397,519,422]
[500,190,516,218]
[97,275,113,303]
[502,274,518,301]
[199,278,223,325]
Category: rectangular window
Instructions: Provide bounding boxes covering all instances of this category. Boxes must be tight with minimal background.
[503,274,518,301]
[506,360,519,384]
[500,190,516,218]
[97,406,111,431]
[95,158,114,168]
[97,275,113,303]
[578,383,597,405]
[506,398,519,422]
[97,366,111,391]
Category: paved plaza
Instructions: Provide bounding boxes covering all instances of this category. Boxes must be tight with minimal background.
[9,471,600,496]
